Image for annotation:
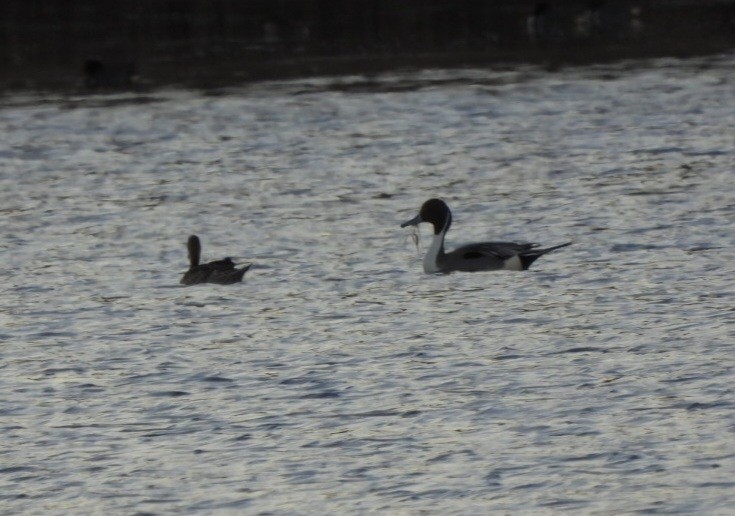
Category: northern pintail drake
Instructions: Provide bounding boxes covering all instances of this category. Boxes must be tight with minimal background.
[401,198,571,273]
[180,235,251,285]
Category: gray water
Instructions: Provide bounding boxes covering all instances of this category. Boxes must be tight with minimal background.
[1,54,734,515]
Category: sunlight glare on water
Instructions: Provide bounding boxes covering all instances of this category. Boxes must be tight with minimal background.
[1,54,734,514]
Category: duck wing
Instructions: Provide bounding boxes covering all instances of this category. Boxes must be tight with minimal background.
[453,241,538,261]
[203,257,236,271]
[208,264,251,285]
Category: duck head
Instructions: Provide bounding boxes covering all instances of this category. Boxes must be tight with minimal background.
[401,198,452,235]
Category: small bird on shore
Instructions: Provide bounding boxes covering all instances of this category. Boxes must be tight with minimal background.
[401,198,571,273]
[180,235,251,285]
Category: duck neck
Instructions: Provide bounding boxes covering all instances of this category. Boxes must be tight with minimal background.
[423,228,447,273]
[188,239,201,267]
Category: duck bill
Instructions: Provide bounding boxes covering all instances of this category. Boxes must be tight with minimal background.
[400,214,422,228]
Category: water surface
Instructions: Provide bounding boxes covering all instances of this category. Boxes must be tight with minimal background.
[1,54,734,514]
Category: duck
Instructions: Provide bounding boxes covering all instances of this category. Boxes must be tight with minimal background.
[180,235,251,285]
[401,198,571,273]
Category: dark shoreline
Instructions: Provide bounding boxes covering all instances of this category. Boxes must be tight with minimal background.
[1,0,734,93]
[4,42,735,96]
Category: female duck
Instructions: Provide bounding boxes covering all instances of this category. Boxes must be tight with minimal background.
[401,198,571,273]
[180,235,251,285]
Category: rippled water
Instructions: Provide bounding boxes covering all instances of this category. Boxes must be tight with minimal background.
[2,54,734,514]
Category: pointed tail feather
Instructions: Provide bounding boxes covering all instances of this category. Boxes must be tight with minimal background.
[519,242,572,270]
[229,263,252,283]
[536,241,572,254]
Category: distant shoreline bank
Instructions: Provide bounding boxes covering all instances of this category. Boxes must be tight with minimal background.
[1,0,734,93]
[3,40,735,95]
